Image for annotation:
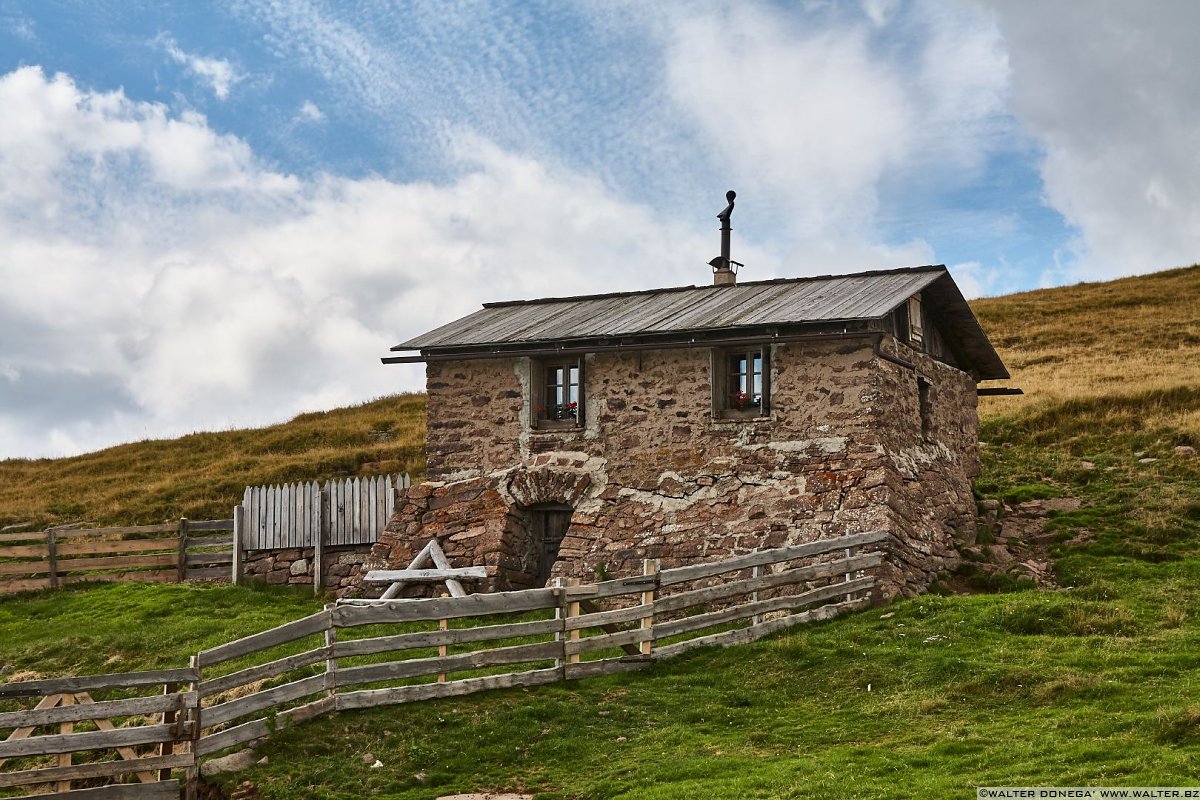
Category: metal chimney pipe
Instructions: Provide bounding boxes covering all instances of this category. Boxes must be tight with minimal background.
[713,190,736,286]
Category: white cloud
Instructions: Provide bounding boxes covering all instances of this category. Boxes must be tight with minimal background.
[983,0,1200,282]
[0,67,732,458]
[157,34,242,100]
[651,1,1011,270]
[298,100,325,122]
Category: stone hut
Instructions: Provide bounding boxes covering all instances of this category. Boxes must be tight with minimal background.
[361,262,1009,599]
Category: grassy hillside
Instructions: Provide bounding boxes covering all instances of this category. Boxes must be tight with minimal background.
[1,265,1199,798]
[0,394,426,529]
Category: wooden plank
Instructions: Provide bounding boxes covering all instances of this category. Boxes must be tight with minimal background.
[333,588,557,627]
[0,577,51,594]
[658,530,888,586]
[337,640,562,687]
[654,596,871,659]
[0,691,194,729]
[0,560,52,577]
[198,647,328,699]
[0,532,47,543]
[563,602,653,632]
[184,535,233,548]
[425,542,467,598]
[0,669,198,698]
[231,505,244,586]
[312,483,323,596]
[348,478,358,544]
[59,570,177,587]
[362,567,488,582]
[6,780,182,799]
[335,667,561,712]
[563,574,657,601]
[0,539,174,559]
[245,487,258,550]
[563,628,651,657]
[60,539,179,557]
[0,753,191,789]
[185,519,234,532]
[0,553,179,576]
[563,657,652,681]
[654,553,881,614]
[196,610,330,668]
[194,696,333,757]
[52,523,178,538]
[46,529,59,590]
[184,567,231,581]
[176,520,188,583]
[185,552,233,566]
[0,723,180,759]
[655,576,875,639]
[334,618,562,659]
[202,673,326,729]
[266,485,276,551]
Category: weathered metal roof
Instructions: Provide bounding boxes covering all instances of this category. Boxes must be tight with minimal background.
[393,265,1009,380]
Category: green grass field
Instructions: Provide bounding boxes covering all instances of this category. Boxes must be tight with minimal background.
[2,265,1199,798]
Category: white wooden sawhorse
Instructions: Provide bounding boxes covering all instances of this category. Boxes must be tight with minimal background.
[361,539,485,600]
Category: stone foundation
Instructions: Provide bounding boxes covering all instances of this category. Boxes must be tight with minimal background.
[244,546,372,593]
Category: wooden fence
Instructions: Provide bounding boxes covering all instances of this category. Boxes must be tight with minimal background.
[0,668,194,799]
[0,530,886,798]
[0,520,234,596]
[237,474,411,550]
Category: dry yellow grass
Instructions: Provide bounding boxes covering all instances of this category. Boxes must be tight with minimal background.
[973,263,1200,437]
[0,394,427,528]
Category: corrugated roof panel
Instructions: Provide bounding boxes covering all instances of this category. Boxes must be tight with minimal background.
[399,266,950,348]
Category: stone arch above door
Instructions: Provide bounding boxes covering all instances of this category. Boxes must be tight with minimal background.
[504,465,592,510]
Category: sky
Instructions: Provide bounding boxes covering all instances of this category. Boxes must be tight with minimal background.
[1,0,1198,459]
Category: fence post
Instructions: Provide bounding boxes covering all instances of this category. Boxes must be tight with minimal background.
[564,577,581,666]
[641,559,659,657]
[185,655,201,800]
[314,485,327,598]
[552,577,566,672]
[159,681,177,781]
[56,693,74,791]
[46,529,59,591]
[324,604,337,702]
[231,506,244,586]
[844,546,854,603]
[437,611,449,683]
[177,518,190,584]
[751,550,761,626]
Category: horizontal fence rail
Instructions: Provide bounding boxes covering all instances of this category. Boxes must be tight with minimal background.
[0,670,196,797]
[0,520,234,596]
[0,530,887,798]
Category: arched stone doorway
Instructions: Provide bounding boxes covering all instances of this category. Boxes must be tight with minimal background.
[499,464,593,588]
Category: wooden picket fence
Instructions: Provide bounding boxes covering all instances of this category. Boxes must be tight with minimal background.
[0,520,234,596]
[237,474,411,550]
[0,530,886,799]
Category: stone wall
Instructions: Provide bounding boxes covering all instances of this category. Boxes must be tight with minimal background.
[243,546,372,593]
[361,333,981,599]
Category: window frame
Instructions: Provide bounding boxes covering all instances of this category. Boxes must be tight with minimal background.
[711,345,771,421]
[530,357,585,431]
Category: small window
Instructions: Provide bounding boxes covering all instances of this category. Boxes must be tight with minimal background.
[918,376,933,439]
[907,294,924,348]
[530,358,584,429]
[712,346,770,419]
